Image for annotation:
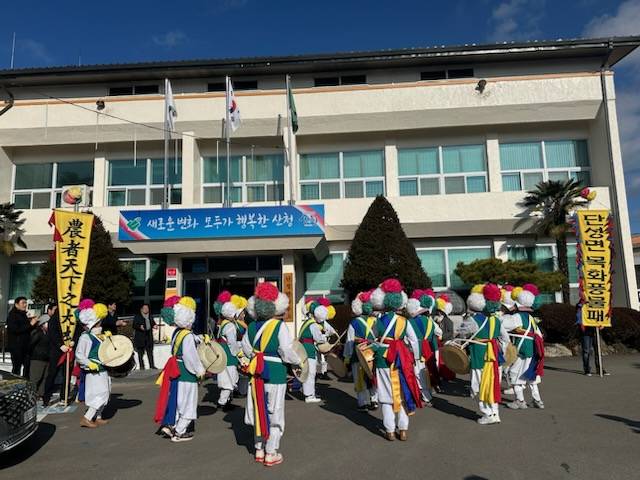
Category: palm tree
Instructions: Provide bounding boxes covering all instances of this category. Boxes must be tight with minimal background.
[0,202,28,257]
[521,179,589,303]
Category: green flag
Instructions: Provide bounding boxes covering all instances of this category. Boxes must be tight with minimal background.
[287,79,298,134]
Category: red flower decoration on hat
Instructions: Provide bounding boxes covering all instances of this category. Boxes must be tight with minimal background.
[503,285,514,292]
[483,283,502,302]
[359,290,373,303]
[78,299,95,310]
[216,291,232,303]
[163,295,181,308]
[410,289,424,300]
[424,288,435,298]
[380,278,402,293]
[438,294,450,303]
[255,282,279,301]
[317,298,331,307]
[522,283,539,296]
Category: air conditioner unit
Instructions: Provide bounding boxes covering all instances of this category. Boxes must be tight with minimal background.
[61,184,90,208]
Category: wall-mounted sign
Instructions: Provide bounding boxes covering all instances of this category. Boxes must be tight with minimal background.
[119,205,324,241]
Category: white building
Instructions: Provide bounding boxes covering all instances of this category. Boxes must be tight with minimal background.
[1,36,638,332]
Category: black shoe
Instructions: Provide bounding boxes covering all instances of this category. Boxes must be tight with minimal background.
[357,405,368,412]
[368,402,379,411]
[318,373,331,380]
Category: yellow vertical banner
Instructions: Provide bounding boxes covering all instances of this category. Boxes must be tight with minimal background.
[51,210,94,344]
[283,272,294,322]
[575,210,613,327]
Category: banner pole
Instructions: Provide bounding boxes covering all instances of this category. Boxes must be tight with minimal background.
[64,352,70,406]
[596,327,603,377]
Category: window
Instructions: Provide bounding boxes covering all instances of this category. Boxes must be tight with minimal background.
[500,140,590,191]
[507,243,581,304]
[207,80,258,92]
[126,258,166,302]
[109,84,159,96]
[398,145,486,196]
[420,68,474,81]
[304,253,345,292]
[314,75,367,87]
[416,247,492,288]
[107,158,182,206]
[13,161,94,209]
[202,154,284,204]
[300,150,384,200]
[9,263,43,299]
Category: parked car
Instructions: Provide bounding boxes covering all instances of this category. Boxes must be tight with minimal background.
[0,370,38,453]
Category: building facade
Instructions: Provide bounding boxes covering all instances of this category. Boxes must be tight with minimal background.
[1,37,639,332]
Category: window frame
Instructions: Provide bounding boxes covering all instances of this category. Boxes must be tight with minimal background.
[12,161,95,209]
[397,145,487,197]
[500,140,591,192]
[106,157,183,207]
[202,154,285,205]
[299,150,386,200]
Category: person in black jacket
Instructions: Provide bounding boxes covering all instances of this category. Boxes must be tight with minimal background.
[6,297,39,376]
[43,306,82,406]
[102,300,125,335]
[132,304,157,369]
[29,313,52,398]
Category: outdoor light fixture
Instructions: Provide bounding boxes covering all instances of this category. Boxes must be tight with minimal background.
[96,99,105,110]
[475,79,487,93]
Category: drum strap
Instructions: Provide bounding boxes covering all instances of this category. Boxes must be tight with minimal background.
[172,329,191,357]
[512,314,533,353]
[356,317,373,339]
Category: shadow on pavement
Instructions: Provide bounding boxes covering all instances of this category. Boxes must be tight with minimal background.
[0,422,56,470]
[543,365,584,375]
[316,383,386,439]
[431,396,478,421]
[595,413,640,434]
[102,393,143,419]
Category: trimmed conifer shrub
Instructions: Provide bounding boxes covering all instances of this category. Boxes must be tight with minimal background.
[340,195,430,297]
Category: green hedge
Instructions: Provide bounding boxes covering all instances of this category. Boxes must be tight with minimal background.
[537,303,640,351]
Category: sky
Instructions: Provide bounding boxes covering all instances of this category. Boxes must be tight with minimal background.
[2,0,640,233]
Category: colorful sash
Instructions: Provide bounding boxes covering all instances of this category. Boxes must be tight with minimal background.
[154,329,190,425]
[380,314,423,414]
[523,334,545,381]
[477,316,502,404]
[249,319,279,440]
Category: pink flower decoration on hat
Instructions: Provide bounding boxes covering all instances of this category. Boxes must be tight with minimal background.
[380,278,403,293]
[216,291,232,303]
[483,283,502,302]
[424,288,435,298]
[410,289,424,300]
[359,290,373,303]
[522,283,539,296]
[438,294,450,303]
[317,298,331,307]
[163,295,181,308]
[255,282,279,301]
[78,299,95,310]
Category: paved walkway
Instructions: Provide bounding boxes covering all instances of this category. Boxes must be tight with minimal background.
[1,354,639,479]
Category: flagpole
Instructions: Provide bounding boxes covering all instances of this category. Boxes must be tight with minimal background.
[163,78,170,210]
[286,75,295,206]
[225,76,232,208]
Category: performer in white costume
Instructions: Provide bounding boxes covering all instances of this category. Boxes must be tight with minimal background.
[501,284,545,410]
[75,300,111,428]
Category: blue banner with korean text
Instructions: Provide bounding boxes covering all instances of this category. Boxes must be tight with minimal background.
[118,205,325,241]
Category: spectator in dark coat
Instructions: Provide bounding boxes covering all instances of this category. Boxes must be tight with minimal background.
[29,312,53,398]
[6,297,39,376]
[102,300,125,335]
[43,306,81,407]
[132,304,157,370]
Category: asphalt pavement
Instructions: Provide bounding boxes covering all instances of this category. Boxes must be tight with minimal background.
[1,354,639,480]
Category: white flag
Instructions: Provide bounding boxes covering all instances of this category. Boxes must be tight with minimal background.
[166,79,178,131]
[227,77,242,132]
